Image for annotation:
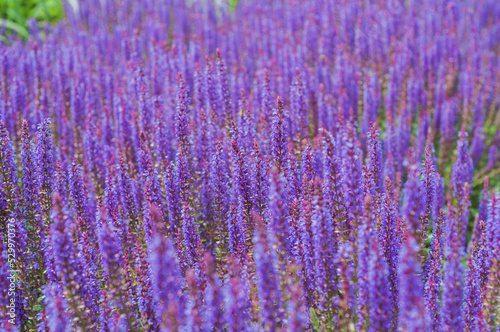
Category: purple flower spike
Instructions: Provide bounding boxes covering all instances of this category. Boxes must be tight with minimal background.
[227,201,246,260]
[357,195,374,330]
[380,177,400,326]
[421,145,437,232]
[51,192,96,329]
[451,131,474,247]
[424,209,445,332]
[251,141,269,215]
[210,141,229,222]
[398,233,425,332]
[368,236,392,332]
[97,222,138,330]
[180,202,203,278]
[321,129,348,236]
[253,213,283,330]
[364,123,383,196]
[230,126,253,228]
[215,49,232,121]
[0,119,18,206]
[20,119,39,217]
[340,120,363,228]
[202,253,225,331]
[290,67,308,138]
[267,168,291,255]
[311,192,339,319]
[175,74,191,152]
[35,118,54,212]
[442,240,464,331]
[224,257,251,331]
[43,283,71,332]
[271,96,289,174]
[462,256,481,332]
[149,228,183,331]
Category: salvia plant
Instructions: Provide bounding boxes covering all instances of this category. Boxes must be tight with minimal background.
[0,0,499,331]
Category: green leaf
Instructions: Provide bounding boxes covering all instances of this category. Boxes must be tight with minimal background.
[30,0,63,22]
[310,307,320,331]
[0,19,28,38]
[229,0,239,12]
[6,7,25,24]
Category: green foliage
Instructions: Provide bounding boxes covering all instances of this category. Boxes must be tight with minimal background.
[229,0,239,12]
[0,0,63,41]
[310,307,320,331]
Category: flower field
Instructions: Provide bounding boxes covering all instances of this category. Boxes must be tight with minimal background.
[0,0,499,330]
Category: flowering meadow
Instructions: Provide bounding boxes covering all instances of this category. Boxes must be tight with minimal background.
[0,0,499,331]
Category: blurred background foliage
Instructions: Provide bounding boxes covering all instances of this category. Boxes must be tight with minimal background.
[0,0,241,42]
[229,0,239,11]
[0,0,63,41]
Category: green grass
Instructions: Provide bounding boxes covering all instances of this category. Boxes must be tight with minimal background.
[0,0,63,41]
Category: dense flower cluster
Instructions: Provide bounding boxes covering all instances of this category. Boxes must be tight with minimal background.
[0,0,499,330]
